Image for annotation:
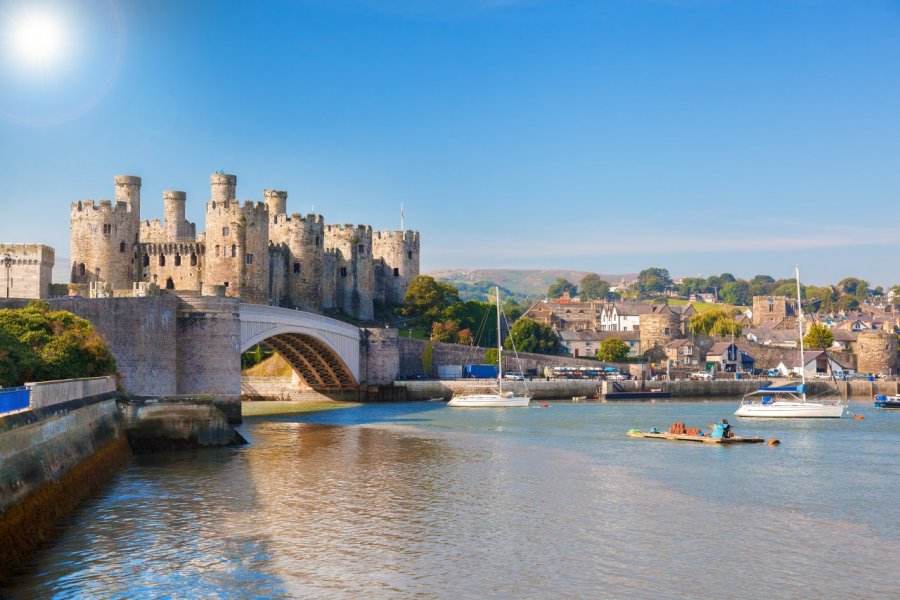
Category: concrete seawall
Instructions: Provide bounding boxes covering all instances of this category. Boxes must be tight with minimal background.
[0,380,246,582]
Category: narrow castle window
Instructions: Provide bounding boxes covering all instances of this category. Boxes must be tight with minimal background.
[393,267,399,277]
[102,224,111,235]
[223,226,230,236]
[315,236,320,247]
[246,253,254,265]
[407,251,413,259]
[358,244,366,255]
[175,254,182,267]
[143,255,149,267]
[159,254,166,267]
[231,244,236,257]
[293,262,301,274]
[78,263,86,277]
[340,267,347,277]
[191,254,198,266]
[166,277,174,290]
[119,241,126,253]
[215,245,220,257]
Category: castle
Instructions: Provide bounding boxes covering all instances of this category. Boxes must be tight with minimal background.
[70,174,420,320]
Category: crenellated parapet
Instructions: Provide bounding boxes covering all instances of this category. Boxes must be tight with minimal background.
[68,171,421,322]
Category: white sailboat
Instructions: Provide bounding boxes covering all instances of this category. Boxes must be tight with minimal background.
[448,287,531,408]
[735,266,845,418]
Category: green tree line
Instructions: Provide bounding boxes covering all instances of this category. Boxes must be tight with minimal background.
[0,301,117,388]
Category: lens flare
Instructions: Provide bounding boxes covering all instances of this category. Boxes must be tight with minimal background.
[9,8,68,70]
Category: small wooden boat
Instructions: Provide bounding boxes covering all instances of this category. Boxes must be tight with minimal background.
[572,395,587,402]
[627,430,767,444]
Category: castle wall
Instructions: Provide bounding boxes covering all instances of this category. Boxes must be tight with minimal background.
[639,313,681,360]
[270,213,325,311]
[372,230,420,305]
[855,331,897,375]
[69,172,420,321]
[0,244,54,299]
[324,224,374,320]
[752,295,795,326]
[138,242,204,291]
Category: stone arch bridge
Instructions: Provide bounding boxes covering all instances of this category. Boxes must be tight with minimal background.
[19,296,396,423]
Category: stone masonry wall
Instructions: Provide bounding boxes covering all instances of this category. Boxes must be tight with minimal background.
[47,296,179,396]
[175,296,242,423]
[0,244,54,299]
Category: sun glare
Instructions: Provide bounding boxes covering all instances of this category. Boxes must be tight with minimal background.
[8,7,68,70]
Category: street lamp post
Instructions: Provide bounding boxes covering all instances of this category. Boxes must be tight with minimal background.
[2,253,12,299]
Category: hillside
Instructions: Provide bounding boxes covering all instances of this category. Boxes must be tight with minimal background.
[428,269,637,300]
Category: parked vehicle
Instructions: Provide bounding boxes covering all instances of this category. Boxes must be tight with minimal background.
[766,369,780,377]
[503,372,525,380]
[463,364,500,379]
[690,371,714,381]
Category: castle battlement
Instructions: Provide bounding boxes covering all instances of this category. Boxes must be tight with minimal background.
[71,199,130,214]
[71,171,420,321]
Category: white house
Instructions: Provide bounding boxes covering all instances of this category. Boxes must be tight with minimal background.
[598,302,653,332]
[776,351,852,378]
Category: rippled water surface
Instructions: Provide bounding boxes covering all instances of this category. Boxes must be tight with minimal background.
[5,400,900,599]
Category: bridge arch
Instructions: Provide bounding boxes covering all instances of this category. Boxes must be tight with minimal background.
[239,304,360,389]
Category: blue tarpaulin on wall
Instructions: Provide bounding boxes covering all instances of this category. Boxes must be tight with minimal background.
[0,386,30,414]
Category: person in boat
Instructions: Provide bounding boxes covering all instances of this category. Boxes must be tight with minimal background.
[711,418,733,439]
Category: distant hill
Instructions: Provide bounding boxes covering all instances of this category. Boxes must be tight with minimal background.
[428,269,637,301]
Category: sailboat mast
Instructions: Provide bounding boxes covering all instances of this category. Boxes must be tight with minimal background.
[796,265,806,389]
[496,286,503,393]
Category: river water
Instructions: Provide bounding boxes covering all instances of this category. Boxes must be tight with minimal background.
[5,400,899,599]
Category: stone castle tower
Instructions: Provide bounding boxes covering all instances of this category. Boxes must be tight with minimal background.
[639,312,681,361]
[69,173,420,320]
[70,175,142,290]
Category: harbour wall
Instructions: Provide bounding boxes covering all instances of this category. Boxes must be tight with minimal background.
[394,378,888,400]
[0,378,245,582]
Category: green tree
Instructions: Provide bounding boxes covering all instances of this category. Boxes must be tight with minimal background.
[430,319,460,343]
[805,285,836,313]
[720,280,751,306]
[837,277,869,302]
[596,338,630,362]
[484,347,499,366]
[0,301,117,385]
[750,275,776,296]
[547,278,577,299]
[402,275,461,326]
[578,274,611,300]
[637,267,672,296]
[677,277,706,297]
[836,296,859,311]
[504,318,561,354]
[688,308,742,337]
[804,323,834,350]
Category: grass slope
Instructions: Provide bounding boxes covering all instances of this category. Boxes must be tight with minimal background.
[428,268,637,299]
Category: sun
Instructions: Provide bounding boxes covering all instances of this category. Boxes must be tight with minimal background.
[8,7,69,70]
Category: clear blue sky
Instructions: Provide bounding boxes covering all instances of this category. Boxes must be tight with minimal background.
[1,0,899,286]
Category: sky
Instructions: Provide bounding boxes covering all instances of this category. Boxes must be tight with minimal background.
[1,0,899,287]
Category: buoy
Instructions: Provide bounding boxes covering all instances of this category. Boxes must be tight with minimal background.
[541,403,549,408]
[854,415,864,421]
[768,439,780,446]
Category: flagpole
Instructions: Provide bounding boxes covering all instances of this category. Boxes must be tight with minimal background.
[400,203,405,231]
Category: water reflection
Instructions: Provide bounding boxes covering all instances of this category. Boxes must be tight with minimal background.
[4,402,899,598]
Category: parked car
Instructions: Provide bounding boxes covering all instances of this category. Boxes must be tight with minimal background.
[766,369,780,377]
[607,372,630,381]
[814,372,833,379]
[690,371,714,381]
[503,372,525,380]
